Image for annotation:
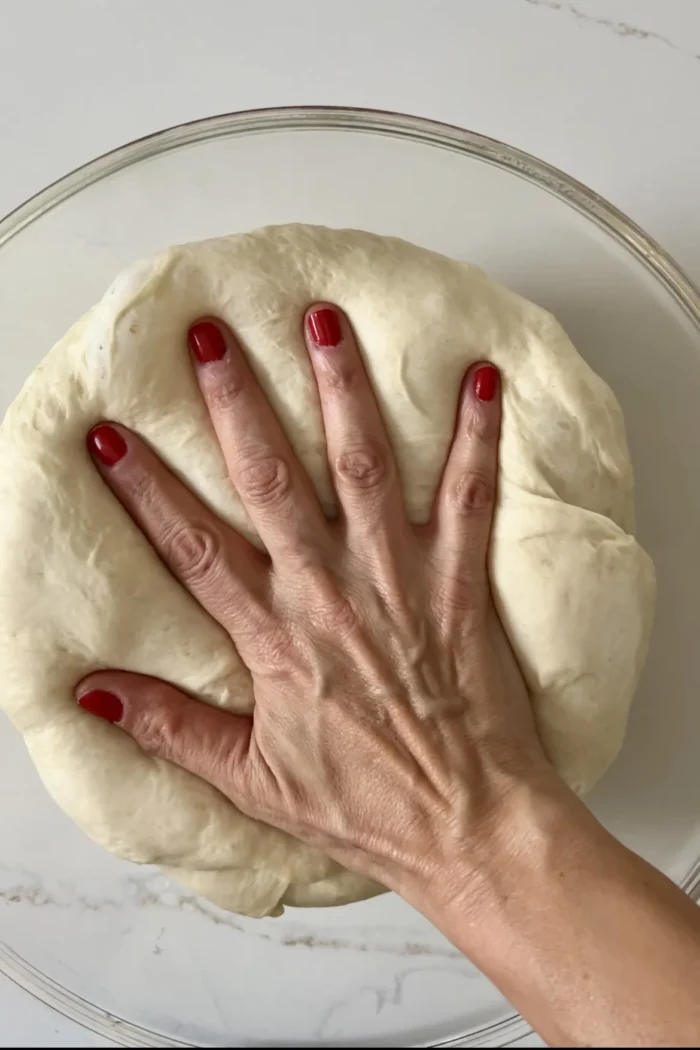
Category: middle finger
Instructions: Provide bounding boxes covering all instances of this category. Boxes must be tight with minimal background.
[303,303,409,547]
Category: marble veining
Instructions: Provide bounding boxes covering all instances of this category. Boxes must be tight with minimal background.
[0,864,461,959]
[314,966,478,1041]
[524,0,700,60]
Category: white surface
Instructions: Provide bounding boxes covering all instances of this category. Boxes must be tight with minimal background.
[0,0,699,1046]
[6,119,698,1045]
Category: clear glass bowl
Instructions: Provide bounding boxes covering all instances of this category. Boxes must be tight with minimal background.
[1,106,699,1048]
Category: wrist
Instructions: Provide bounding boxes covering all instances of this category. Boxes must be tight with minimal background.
[398,772,594,954]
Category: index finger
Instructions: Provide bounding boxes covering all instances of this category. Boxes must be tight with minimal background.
[304,303,409,545]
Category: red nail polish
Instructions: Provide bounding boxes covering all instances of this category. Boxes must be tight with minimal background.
[188,321,226,364]
[474,365,499,402]
[307,308,342,348]
[87,424,127,466]
[77,689,123,724]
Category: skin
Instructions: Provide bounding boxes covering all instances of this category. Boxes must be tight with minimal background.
[78,305,700,1047]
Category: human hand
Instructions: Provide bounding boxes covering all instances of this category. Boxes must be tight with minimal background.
[76,304,559,903]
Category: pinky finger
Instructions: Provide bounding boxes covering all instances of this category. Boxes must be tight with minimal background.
[429,362,501,602]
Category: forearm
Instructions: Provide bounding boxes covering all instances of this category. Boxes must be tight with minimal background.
[403,783,700,1048]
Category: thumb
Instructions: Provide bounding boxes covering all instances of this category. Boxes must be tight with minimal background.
[76,671,253,801]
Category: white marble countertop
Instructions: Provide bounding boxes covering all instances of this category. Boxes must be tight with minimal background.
[0,0,699,1045]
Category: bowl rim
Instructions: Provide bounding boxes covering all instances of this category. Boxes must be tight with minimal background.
[1,104,699,328]
[1,103,699,1050]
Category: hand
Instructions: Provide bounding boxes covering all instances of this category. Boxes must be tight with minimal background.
[77,304,557,902]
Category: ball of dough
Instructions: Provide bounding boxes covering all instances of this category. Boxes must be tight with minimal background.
[0,225,655,917]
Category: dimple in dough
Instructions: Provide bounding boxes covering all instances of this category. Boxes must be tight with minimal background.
[0,225,656,917]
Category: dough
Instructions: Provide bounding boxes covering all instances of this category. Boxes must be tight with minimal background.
[0,224,656,917]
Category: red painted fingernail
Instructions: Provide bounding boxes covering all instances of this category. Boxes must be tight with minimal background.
[77,689,123,724]
[87,424,127,467]
[188,321,226,364]
[474,365,499,402]
[307,308,343,348]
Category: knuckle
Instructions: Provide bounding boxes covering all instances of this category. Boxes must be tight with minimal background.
[295,565,359,639]
[161,521,223,586]
[463,400,499,442]
[431,576,481,617]
[126,467,160,508]
[429,572,488,636]
[449,468,496,517]
[317,589,358,639]
[328,597,358,636]
[320,358,356,393]
[135,702,182,760]
[255,626,296,673]
[238,454,291,508]
[206,373,245,413]
[335,442,388,491]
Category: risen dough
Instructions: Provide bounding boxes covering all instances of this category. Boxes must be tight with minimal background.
[0,225,655,917]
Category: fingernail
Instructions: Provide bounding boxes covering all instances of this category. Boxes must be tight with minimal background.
[474,365,499,402]
[87,424,127,467]
[77,689,123,724]
[307,308,342,348]
[188,321,226,364]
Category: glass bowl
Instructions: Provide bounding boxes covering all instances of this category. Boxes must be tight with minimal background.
[1,106,699,1048]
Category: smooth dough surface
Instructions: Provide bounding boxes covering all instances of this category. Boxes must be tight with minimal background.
[0,224,656,917]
